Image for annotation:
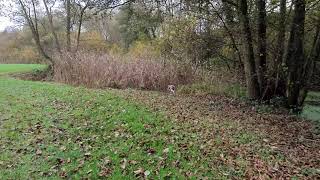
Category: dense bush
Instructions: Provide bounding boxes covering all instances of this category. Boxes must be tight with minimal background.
[53,51,195,91]
[0,46,43,64]
[158,19,224,67]
[0,32,43,64]
[77,31,111,52]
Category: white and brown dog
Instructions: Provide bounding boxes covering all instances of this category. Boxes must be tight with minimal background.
[167,85,176,95]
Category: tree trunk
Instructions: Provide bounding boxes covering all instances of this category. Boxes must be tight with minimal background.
[31,0,38,34]
[222,0,234,25]
[76,8,86,51]
[238,0,261,99]
[66,0,71,51]
[308,22,320,65]
[275,0,287,65]
[285,0,306,108]
[256,0,267,96]
[220,0,243,70]
[299,21,320,105]
[273,0,287,96]
[43,0,61,53]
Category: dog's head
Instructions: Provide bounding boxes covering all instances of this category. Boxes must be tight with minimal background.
[167,85,176,94]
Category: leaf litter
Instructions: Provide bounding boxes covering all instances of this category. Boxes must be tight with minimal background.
[1,76,319,179]
[114,89,320,179]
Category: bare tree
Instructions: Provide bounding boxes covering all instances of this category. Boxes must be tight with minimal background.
[42,0,62,53]
[74,0,90,50]
[17,0,53,64]
[73,0,129,50]
[256,0,267,96]
[285,0,306,108]
[66,0,71,50]
[272,0,287,96]
[238,0,260,99]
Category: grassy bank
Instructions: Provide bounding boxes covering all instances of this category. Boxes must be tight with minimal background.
[0,65,202,179]
[0,64,46,75]
[0,64,319,179]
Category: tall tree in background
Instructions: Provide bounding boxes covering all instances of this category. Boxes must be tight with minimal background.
[17,0,52,64]
[73,0,123,50]
[66,0,71,51]
[273,0,287,96]
[256,0,267,97]
[220,0,243,68]
[297,15,320,107]
[75,0,90,50]
[285,0,306,108]
[238,0,260,99]
[43,0,62,53]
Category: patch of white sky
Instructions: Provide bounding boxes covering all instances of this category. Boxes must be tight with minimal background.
[0,16,14,31]
[0,0,289,32]
[0,0,18,32]
[0,0,62,32]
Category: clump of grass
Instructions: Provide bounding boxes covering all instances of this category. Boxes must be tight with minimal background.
[53,51,195,91]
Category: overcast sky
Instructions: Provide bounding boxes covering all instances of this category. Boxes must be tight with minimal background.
[0,16,14,31]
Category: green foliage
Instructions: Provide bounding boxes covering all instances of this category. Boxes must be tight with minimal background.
[158,18,223,66]
[117,4,162,49]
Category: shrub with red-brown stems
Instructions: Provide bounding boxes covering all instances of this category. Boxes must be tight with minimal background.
[53,51,195,91]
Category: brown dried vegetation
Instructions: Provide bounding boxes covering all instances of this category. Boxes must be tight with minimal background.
[53,51,195,91]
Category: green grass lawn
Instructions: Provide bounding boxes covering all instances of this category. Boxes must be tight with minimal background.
[0,64,47,75]
[0,65,203,179]
[0,64,318,179]
[0,65,231,179]
[0,78,183,179]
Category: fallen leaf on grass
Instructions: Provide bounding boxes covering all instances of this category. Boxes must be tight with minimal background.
[163,148,170,153]
[121,158,127,169]
[144,170,151,176]
[60,146,66,151]
[99,167,112,177]
[59,171,67,178]
[129,160,137,165]
[134,168,144,176]
[36,149,42,155]
[103,157,112,165]
[147,148,156,155]
[57,158,64,165]
[84,152,91,159]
